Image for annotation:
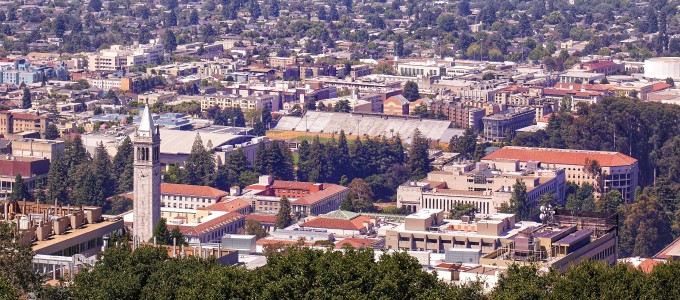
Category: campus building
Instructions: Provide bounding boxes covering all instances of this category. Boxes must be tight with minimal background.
[482,146,638,202]
[243,175,349,216]
[397,160,565,214]
[385,210,538,254]
[482,108,535,142]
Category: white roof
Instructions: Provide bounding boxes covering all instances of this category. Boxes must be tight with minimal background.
[137,105,155,137]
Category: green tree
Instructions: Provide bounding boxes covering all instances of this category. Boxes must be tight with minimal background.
[44,123,59,140]
[261,105,272,130]
[621,193,672,257]
[168,226,186,245]
[21,87,31,109]
[92,142,115,200]
[333,99,351,112]
[47,151,69,204]
[402,81,419,102]
[458,0,471,15]
[450,128,477,159]
[88,0,102,12]
[499,179,531,220]
[666,77,675,86]
[184,134,215,186]
[245,220,268,239]
[163,30,177,52]
[151,218,170,244]
[113,137,134,193]
[270,0,280,17]
[249,0,261,18]
[437,13,457,32]
[275,196,292,229]
[565,183,595,211]
[407,129,431,179]
[189,9,199,25]
[340,178,374,212]
[449,203,477,219]
[0,222,41,296]
[9,174,31,202]
[491,264,551,300]
[596,190,622,213]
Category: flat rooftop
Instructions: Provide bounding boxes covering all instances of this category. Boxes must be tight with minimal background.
[32,219,124,255]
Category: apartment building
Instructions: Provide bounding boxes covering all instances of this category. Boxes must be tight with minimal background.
[87,40,165,71]
[482,146,639,202]
[429,101,485,131]
[199,94,276,111]
[397,160,566,214]
[0,111,49,137]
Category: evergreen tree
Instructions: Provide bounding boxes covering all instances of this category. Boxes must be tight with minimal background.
[44,124,59,140]
[333,130,351,181]
[270,0,280,17]
[189,9,199,25]
[395,35,405,57]
[407,129,431,179]
[317,6,327,21]
[112,137,134,193]
[9,175,31,203]
[217,148,249,189]
[47,152,68,204]
[261,105,272,130]
[253,140,267,175]
[73,164,101,206]
[301,136,329,182]
[163,30,177,52]
[458,0,471,15]
[275,196,292,229]
[21,87,31,109]
[500,179,531,221]
[249,0,261,19]
[92,142,114,200]
[343,0,352,12]
[88,0,102,12]
[184,134,215,186]
[151,218,170,244]
[168,226,186,245]
[166,10,178,27]
[329,4,339,21]
[402,81,419,101]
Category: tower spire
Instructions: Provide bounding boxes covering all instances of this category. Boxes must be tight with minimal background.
[138,104,155,136]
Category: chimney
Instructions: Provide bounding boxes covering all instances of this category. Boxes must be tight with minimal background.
[310,183,323,192]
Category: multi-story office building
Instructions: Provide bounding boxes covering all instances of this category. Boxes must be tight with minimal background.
[480,209,619,273]
[482,146,639,202]
[482,108,535,142]
[397,160,566,214]
[158,183,229,209]
[385,210,538,254]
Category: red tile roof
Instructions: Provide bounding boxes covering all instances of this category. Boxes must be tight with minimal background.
[177,211,244,236]
[335,238,380,249]
[270,181,315,190]
[482,146,637,167]
[245,214,277,224]
[651,82,672,92]
[300,215,371,231]
[161,183,229,199]
[200,198,251,212]
[293,183,348,206]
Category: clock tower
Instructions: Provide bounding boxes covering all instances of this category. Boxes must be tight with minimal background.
[133,104,161,242]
